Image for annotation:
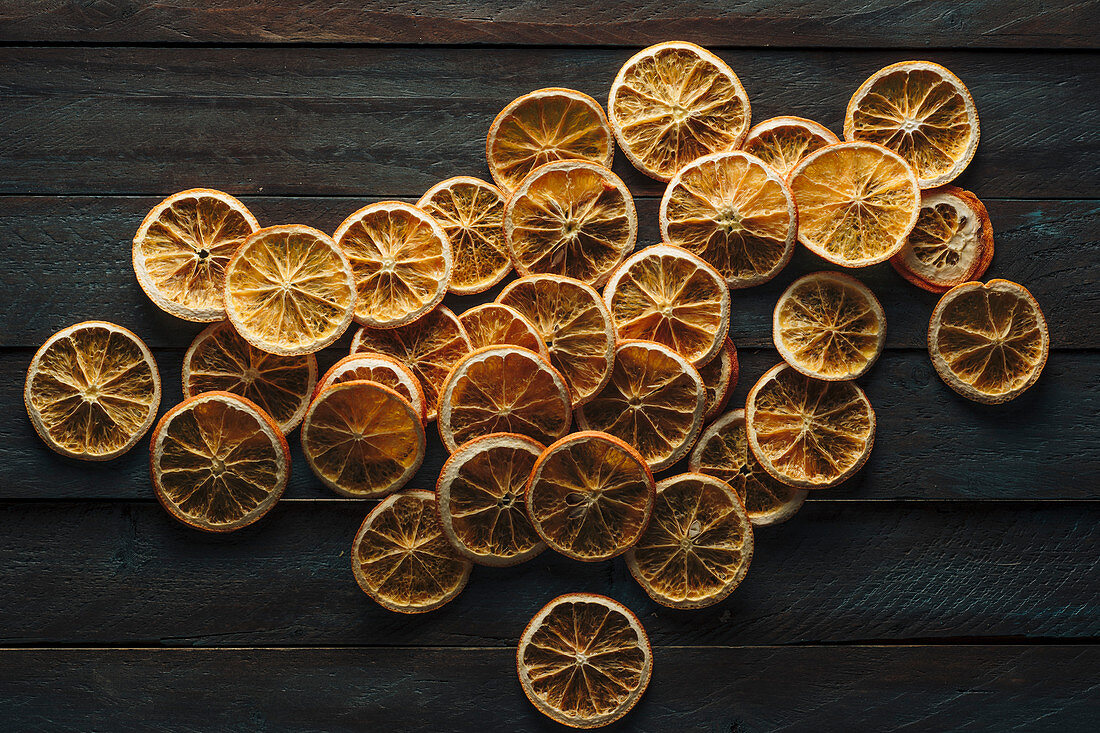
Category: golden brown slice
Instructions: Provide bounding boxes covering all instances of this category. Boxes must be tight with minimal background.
[741,116,840,178]
[352,490,473,613]
[314,353,426,424]
[699,337,738,421]
[625,473,753,608]
[458,303,549,358]
[132,188,260,322]
[891,185,994,293]
[25,321,161,461]
[928,280,1048,404]
[150,391,289,532]
[417,176,510,295]
[609,41,751,181]
[517,593,652,729]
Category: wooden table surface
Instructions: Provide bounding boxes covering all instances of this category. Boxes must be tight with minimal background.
[2,2,1098,731]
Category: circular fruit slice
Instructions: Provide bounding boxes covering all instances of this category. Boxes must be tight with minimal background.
[575,340,705,471]
[150,391,289,532]
[773,271,886,381]
[417,176,510,295]
[496,275,615,407]
[25,321,161,461]
[132,188,260,322]
[486,87,615,193]
[690,409,808,526]
[603,244,730,366]
[313,353,426,424]
[699,337,738,421]
[845,60,979,189]
[436,433,546,566]
[352,489,473,613]
[625,473,753,608]
[224,224,356,356]
[891,185,994,293]
[301,380,425,498]
[504,160,637,287]
[458,303,549,358]
[741,116,840,178]
[333,201,451,328]
[527,431,655,562]
[788,142,920,267]
[746,363,876,489]
[182,321,317,433]
[609,41,751,181]
[928,280,1048,404]
[660,151,796,288]
[517,593,652,729]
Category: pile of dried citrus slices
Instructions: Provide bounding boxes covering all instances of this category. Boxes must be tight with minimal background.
[24,42,1050,728]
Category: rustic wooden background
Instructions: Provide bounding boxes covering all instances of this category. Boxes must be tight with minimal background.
[1,2,1098,730]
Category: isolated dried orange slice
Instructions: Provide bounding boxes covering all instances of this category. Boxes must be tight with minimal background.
[928,280,1049,404]
[352,489,473,613]
[609,41,750,181]
[458,303,549,358]
[742,116,840,178]
[150,391,289,532]
[417,176,510,295]
[224,225,356,356]
[625,473,753,608]
[313,353,427,424]
[25,321,161,461]
[132,188,260,322]
[773,271,886,380]
[845,60,979,188]
[436,433,546,566]
[891,186,994,293]
[746,364,876,489]
[699,337,738,421]
[518,593,652,728]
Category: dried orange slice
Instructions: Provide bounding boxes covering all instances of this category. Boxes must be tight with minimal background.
[313,353,426,424]
[486,87,615,193]
[845,60,979,189]
[458,303,549,358]
[699,337,738,421]
[352,489,472,613]
[746,363,875,489]
[575,340,705,471]
[224,224,356,356]
[333,201,451,328]
[25,321,161,461]
[603,244,730,366]
[928,280,1049,404]
[504,160,637,286]
[609,41,751,181]
[132,188,260,322]
[891,185,994,293]
[301,380,425,498]
[660,150,796,287]
[741,116,840,178]
[527,431,655,562]
[625,473,753,608]
[496,275,615,407]
[417,176,510,295]
[517,593,652,728]
[150,391,289,532]
[773,271,886,380]
[436,433,546,566]
[789,142,920,267]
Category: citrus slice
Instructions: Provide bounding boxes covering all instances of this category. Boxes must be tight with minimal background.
[527,431,655,562]
[486,87,615,193]
[745,363,876,489]
[436,433,546,566]
[224,224,356,356]
[182,321,317,433]
[132,188,260,322]
[333,201,451,328]
[517,593,652,729]
[504,160,637,286]
[496,275,615,407]
[844,60,979,189]
[659,150,796,287]
[575,340,705,471]
[24,321,161,461]
[625,473,753,608]
[741,116,840,178]
[690,409,808,526]
[417,176,510,295]
[351,489,473,613]
[458,303,549,358]
[788,142,920,267]
[891,185,994,293]
[301,380,425,498]
[150,391,289,532]
[313,353,427,424]
[608,41,751,181]
[773,271,886,381]
[699,337,738,421]
[928,280,1049,404]
[603,244,730,366]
